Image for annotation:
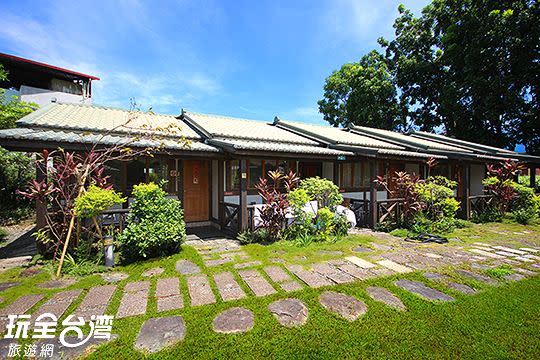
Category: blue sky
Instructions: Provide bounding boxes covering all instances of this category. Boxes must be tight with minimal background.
[0,0,430,125]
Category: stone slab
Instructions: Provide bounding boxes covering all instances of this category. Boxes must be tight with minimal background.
[468,249,504,259]
[101,272,128,283]
[33,289,82,319]
[176,260,200,275]
[204,259,232,267]
[503,273,526,281]
[156,278,183,312]
[187,275,216,306]
[213,272,246,301]
[116,281,150,318]
[279,281,303,292]
[213,307,254,334]
[312,263,355,284]
[513,268,537,276]
[455,270,499,285]
[35,334,117,360]
[233,261,262,269]
[492,246,527,255]
[74,285,116,318]
[352,246,373,253]
[336,264,375,280]
[264,266,292,283]
[495,251,518,257]
[424,272,449,281]
[394,280,454,301]
[319,291,367,321]
[134,316,186,353]
[0,282,21,292]
[344,256,376,269]
[286,265,334,288]
[142,267,165,277]
[37,278,76,289]
[445,282,476,294]
[268,299,308,327]
[520,247,539,253]
[366,286,406,311]
[514,256,535,263]
[0,294,44,331]
[377,260,413,274]
[238,270,276,297]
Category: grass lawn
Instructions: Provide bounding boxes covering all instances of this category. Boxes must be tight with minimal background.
[0,222,539,359]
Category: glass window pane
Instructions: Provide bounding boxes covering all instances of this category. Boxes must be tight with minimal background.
[126,159,146,194]
[226,160,240,192]
[248,159,263,188]
[103,160,123,192]
[362,162,371,187]
[265,160,277,177]
[353,162,362,188]
[342,163,352,188]
[148,158,168,189]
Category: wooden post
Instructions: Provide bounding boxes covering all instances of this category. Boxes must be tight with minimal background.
[462,163,471,220]
[35,159,47,230]
[218,160,225,228]
[530,166,537,190]
[238,159,248,232]
[369,160,378,228]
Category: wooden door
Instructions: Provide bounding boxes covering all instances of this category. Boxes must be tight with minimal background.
[183,160,209,222]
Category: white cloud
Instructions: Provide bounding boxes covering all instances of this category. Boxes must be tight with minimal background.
[280,106,325,125]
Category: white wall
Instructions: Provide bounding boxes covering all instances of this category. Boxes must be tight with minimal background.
[224,195,262,204]
[212,160,218,219]
[341,191,388,201]
[20,85,91,107]
[471,164,486,195]
[322,162,333,180]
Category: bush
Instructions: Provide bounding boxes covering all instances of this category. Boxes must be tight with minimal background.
[298,177,343,210]
[0,147,34,224]
[512,208,536,225]
[237,228,270,244]
[518,175,539,192]
[73,185,125,219]
[472,206,503,223]
[118,183,185,262]
[315,207,335,242]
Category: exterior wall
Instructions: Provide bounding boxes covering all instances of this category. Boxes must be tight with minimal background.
[341,191,388,201]
[19,85,91,106]
[224,194,262,204]
[404,163,420,175]
[471,164,486,195]
[212,160,218,219]
[322,162,333,180]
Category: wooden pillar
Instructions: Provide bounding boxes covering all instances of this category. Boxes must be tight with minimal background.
[333,162,339,185]
[238,159,248,232]
[36,159,47,230]
[369,160,378,227]
[530,166,537,190]
[218,160,225,228]
[462,163,471,220]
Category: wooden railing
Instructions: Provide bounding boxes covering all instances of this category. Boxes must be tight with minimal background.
[97,208,129,231]
[468,194,495,215]
[221,202,256,234]
[376,198,405,224]
[344,198,370,227]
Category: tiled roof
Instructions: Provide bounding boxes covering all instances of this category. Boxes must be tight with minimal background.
[411,131,517,155]
[275,119,404,150]
[183,111,317,145]
[376,149,448,159]
[0,128,219,152]
[17,103,201,139]
[209,138,353,156]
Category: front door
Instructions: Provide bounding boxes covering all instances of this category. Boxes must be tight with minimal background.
[183,160,209,222]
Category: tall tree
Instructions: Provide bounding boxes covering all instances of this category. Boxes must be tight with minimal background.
[317,50,406,130]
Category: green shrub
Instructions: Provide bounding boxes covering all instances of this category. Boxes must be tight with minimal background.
[294,232,316,247]
[512,208,536,225]
[485,265,513,279]
[298,177,343,210]
[237,228,270,244]
[472,206,503,223]
[118,182,185,262]
[315,207,335,242]
[73,185,126,219]
[333,212,350,238]
[518,175,539,192]
[0,227,7,242]
[0,147,34,225]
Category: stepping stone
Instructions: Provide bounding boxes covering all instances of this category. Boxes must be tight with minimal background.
[422,253,443,259]
[134,316,186,353]
[366,286,406,311]
[470,263,491,270]
[524,254,540,261]
[352,246,373,253]
[156,278,183,312]
[503,273,526,281]
[514,256,535,263]
[319,291,367,321]
[372,243,393,251]
[513,268,537,276]
[473,242,492,247]
[37,278,76,289]
[279,281,303,292]
[213,307,254,334]
[33,289,82,319]
[187,275,216,306]
[471,246,494,252]
[335,264,375,280]
[312,263,355,284]
[74,285,116,318]
[268,299,308,327]
[377,260,413,274]
[454,269,498,285]
[20,266,43,277]
[394,280,454,301]
[286,265,334,288]
[205,259,232,267]
[0,294,44,331]
[495,251,518,257]
[317,250,343,256]
[238,269,276,296]
[424,272,449,280]
[116,281,150,318]
[492,246,527,255]
[142,267,164,277]
[344,256,376,269]
[371,267,396,277]
[213,272,246,301]
[35,334,117,360]
[0,281,21,292]
[101,272,129,283]
[234,261,262,269]
[270,257,286,263]
[520,247,539,253]
[176,260,200,274]
[264,266,303,292]
[445,282,476,294]
[469,249,504,259]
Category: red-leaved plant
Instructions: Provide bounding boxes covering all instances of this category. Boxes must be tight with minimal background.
[375,171,423,225]
[484,160,525,213]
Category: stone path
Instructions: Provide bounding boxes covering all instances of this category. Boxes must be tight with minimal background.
[286,265,334,288]
[32,289,82,319]
[117,281,150,318]
[74,285,116,318]
[187,275,216,306]
[213,307,254,334]
[213,272,246,301]
[263,266,302,292]
[238,269,276,296]
[366,286,406,311]
[394,280,455,302]
[176,260,201,275]
[319,291,367,321]
[135,316,185,353]
[156,278,183,312]
[268,299,308,327]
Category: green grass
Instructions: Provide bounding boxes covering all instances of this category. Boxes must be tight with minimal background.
[485,265,514,279]
[0,222,539,359]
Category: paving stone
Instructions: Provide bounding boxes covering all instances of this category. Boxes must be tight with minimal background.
[0,294,44,331]
[234,261,262,269]
[238,269,276,296]
[352,246,373,253]
[19,266,43,277]
[286,265,334,288]
[513,256,535,263]
[319,291,367,321]
[445,282,476,294]
[279,281,303,292]
[492,246,527,255]
[366,286,406,311]
[116,281,150,318]
[264,266,292,283]
[335,264,375,280]
[33,289,82,319]
[156,278,183,312]
[213,307,254,334]
[0,282,21,292]
[422,252,443,259]
[503,273,526,281]
[424,272,449,280]
[470,263,491,270]
[205,259,233,267]
[213,272,246,301]
[176,260,201,274]
[35,334,117,360]
[371,267,396,277]
[37,278,76,289]
[187,275,216,306]
[270,257,286,263]
[317,250,343,256]
[472,246,495,252]
[101,272,129,283]
[372,243,393,251]
[454,269,498,285]
[312,263,356,284]
[473,242,492,247]
[344,256,377,269]
[268,299,308,327]
[469,249,505,259]
[513,268,537,276]
[142,267,164,277]
[524,254,540,261]
[495,251,518,257]
[394,280,454,301]
[74,285,116,318]
[134,316,186,353]
[377,260,413,274]
[520,247,539,253]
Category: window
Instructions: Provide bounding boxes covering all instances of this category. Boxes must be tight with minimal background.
[339,161,369,189]
[431,164,450,178]
[103,160,123,192]
[225,160,240,193]
[148,158,168,188]
[126,159,146,194]
[248,159,263,188]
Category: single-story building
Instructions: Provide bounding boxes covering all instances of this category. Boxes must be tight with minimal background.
[0,102,538,233]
